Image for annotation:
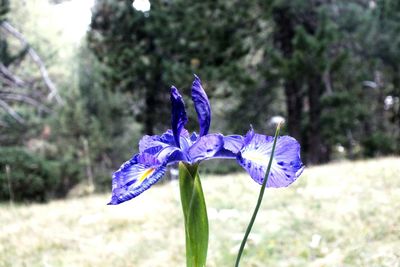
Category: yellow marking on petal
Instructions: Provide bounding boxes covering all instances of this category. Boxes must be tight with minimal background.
[139,168,155,182]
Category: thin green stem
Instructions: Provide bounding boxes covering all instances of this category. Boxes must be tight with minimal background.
[234,124,281,267]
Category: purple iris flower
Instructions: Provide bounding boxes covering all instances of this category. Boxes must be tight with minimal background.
[108,75,304,205]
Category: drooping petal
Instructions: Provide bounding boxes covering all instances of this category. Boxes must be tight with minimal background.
[108,153,166,205]
[171,86,188,148]
[191,75,211,136]
[188,133,224,163]
[237,133,304,187]
[270,136,305,186]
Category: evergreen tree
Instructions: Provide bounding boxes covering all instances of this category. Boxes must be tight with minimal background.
[88,0,260,135]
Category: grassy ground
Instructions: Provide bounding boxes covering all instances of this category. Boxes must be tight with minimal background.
[1,157,400,267]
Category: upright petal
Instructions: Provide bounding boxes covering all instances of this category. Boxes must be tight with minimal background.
[171,86,188,148]
[237,133,304,187]
[108,153,166,205]
[192,75,211,136]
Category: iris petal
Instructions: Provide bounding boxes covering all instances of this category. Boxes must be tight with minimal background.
[188,133,224,163]
[139,135,166,155]
[156,145,187,164]
[223,135,244,154]
[108,153,166,205]
[171,86,188,148]
[138,130,178,155]
[237,133,304,187]
[192,75,211,136]
[212,135,244,159]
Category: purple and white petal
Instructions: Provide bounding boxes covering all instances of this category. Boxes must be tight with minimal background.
[211,135,244,159]
[271,136,305,185]
[223,135,244,154]
[243,127,255,146]
[139,135,167,155]
[108,153,166,205]
[237,133,304,187]
[191,75,211,136]
[171,86,188,148]
[156,145,187,164]
[139,128,186,155]
[188,133,224,163]
[190,132,199,143]
[139,135,160,153]
[159,130,176,146]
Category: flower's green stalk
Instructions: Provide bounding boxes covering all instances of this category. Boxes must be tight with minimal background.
[234,123,282,267]
[179,162,209,267]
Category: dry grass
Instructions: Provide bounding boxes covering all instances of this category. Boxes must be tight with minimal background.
[1,157,400,267]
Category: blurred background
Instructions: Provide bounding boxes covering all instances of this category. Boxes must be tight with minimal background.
[0,0,400,266]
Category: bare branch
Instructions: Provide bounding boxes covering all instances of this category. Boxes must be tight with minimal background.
[0,63,26,87]
[0,91,51,113]
[0,98,25,124]
[0,21,64,105]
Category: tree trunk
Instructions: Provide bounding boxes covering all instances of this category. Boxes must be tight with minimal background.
[144,85,156,135]
[284,80,303,143]
[392,65,400,153]
[307,75,328,164]
[272,5,304,145]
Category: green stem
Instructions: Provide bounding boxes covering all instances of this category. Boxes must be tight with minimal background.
[234,124,281,267]
[179,162,209,267]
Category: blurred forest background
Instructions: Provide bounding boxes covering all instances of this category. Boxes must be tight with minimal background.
[1,0,399,202]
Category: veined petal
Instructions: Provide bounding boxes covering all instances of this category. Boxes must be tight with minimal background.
[237,133,304,187]
[188,133,224,163]
[139,135,166,155]
[108,153,166,205]
[138,130,178,155]
[171,86,188,148]
[271,136,305,186]
[190,132,199,143]
[156,145,187,164]
[212,135,244,159]
[192,75,211,136]
[243,127,255,145]
[223,135,244,154]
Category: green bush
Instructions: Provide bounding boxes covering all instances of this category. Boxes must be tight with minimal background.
[361,132,396,157]
[0,147,64,202]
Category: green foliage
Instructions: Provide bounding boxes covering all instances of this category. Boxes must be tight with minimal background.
[88,0,261,134]
[2,0,400,203]
[75,45,143,189]
[361,132,396,157]
[266,0,400,162]
[0,0,9,21]
[320,91,366,150]
[0,147,60,202]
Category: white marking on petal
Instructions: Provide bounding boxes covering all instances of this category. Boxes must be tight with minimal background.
[242,149,274,166]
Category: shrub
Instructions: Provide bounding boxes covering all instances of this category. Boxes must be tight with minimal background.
[0,147,63,202]
[361,132,396,157]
